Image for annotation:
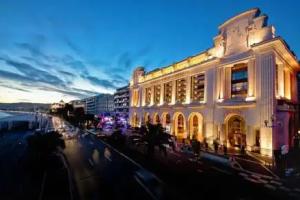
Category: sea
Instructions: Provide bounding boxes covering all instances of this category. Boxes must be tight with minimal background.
[0,111,12,119]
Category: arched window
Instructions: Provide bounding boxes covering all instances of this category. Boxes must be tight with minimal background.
[166,114,170,124]
[177,114,184,134]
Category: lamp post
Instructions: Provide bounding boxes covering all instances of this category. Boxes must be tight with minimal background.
[264,114,280,128]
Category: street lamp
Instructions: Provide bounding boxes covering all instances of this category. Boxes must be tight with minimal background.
[264,114,282,128]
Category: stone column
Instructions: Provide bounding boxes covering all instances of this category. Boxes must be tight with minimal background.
[277,64,285,98]
[138,88,142,107]
[160,83,164,105]
[141,87,146,107]
[171,80,176,104]
[150,86,155,105]
[217,67,225,100]
[203,72,207,103]
[186,76,191,104]
[284,69,291,100]
[291,72,297,102]
[247,59,256,98]
[224,67,231,99]
[259,52,276,156]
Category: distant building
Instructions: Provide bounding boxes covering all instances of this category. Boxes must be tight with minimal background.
[83,94,114,115]
[114,85,129,114]
[50,100,65,112]
[69,99,86,110]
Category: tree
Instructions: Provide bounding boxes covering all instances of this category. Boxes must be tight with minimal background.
[144,123,170,157]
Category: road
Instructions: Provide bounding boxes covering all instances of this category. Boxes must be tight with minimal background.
[64,134,161,200]
[54,114,299,200]
[63,132,300,200]
[0,130,35,200]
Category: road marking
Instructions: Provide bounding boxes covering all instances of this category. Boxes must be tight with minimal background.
[264,184,277,191]
[88,159,94,167]
[294,188,300,193]
[134,175,158,200]
[197,160,203,164]
[211,166,232,175]
[239,172,249,177]
[279,186,291,192]
[270,180,282,186]
[244,176,261,184]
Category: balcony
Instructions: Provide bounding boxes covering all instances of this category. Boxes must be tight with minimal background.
[216,98,256,108]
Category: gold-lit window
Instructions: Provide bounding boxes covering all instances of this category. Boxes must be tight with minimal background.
[231,64,248,98]
[176,78,186,103]
[154,85,161,105]
[177,114,184,134]
[164,82,172,104]
[191,74,205,102]
[145,87,152,105]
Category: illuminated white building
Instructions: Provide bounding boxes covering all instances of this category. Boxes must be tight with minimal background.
[129,8,299,157]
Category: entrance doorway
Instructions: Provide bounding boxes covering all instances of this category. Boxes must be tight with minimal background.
[188,112,204,141]
[226,115,246,148]
[173,113,186,137]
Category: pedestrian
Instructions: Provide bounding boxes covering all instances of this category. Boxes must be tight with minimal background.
[213,139,218,153]
[241,144,245,154]
[223,144,227,155]
[204,138,208,151]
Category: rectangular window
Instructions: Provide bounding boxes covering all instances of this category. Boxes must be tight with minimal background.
[231,64,248,98]
[154,85,161,105]
[191,74,205,102]
[164,82,172,104]
[176,78,187,103]
[145,87,151,105]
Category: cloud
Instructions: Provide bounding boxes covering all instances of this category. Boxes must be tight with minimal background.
[1,58,66,86]
[0,69,34,84]
[63,37,82,55]
[81,74,116,89]
[15,42,48,60]
[0,63,95,99]
[37,86,92,99]
[0,82,30,92]
[60,54,87,74]
[58,70,76,78]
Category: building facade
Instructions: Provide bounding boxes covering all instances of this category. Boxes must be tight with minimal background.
[84,94,114,115]
[70,99,86,110]
[50,100,65,112]
[114,85,130,114]
[129,8,300,157]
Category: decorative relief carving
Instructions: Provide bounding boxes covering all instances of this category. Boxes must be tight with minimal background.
[214,9,273,57]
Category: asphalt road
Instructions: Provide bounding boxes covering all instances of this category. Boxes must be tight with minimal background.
[64,134,158,200]
[0,130,34,200]
[63,132,300,200]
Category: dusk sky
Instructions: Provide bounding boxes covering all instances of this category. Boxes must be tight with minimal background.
[0,0,299,103]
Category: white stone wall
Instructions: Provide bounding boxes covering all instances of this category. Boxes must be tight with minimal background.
[129,9,299,158]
